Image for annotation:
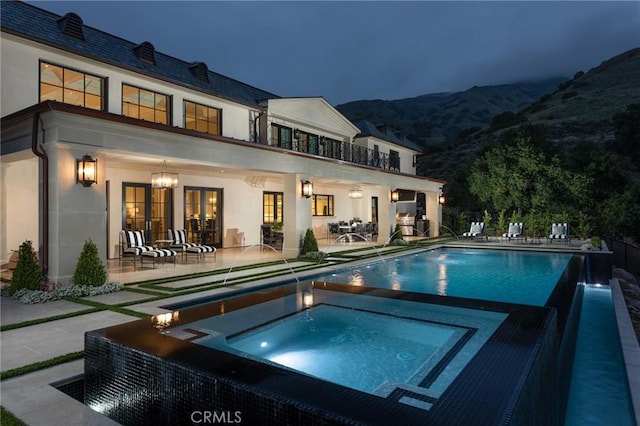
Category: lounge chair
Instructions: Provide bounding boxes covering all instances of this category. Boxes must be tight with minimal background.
[547,223,570,245]
[502,222,524,242]
[168,229,216,262]
[462,222,485,240]
[120,230,176,268]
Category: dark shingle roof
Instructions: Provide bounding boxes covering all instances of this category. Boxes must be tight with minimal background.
[353,120,423,152]
[1,1,280,107]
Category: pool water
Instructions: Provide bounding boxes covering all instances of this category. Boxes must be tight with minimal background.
[226,304,456,394]
[564,284,635,425]
[315,248,573,306]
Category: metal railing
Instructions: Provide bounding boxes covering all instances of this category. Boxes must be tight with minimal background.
[605,238,640,275]
[270,138,400,172]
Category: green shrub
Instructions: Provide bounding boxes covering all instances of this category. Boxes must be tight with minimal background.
[301,228,319,255]
[590,236,602,249]
[10,240,43,295]
[72,239,107,287]
[393,224,404,241]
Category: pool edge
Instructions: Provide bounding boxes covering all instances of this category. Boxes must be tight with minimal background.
[610,278,640,425]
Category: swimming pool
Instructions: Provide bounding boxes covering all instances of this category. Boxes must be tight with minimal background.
[86,247,587,424]
[312,247,574,306]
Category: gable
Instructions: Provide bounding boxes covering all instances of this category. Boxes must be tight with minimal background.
[267,97,360,137]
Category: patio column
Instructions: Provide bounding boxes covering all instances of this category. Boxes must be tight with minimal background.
[46,144,107,284]
[282,173,312,258]
[377,186,394,243]
[425,191,441,237]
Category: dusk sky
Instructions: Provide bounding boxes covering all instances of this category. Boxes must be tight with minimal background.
[29,1,640,105]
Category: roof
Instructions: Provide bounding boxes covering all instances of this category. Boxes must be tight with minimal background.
[352,120,423,152]
[0,1,280,107]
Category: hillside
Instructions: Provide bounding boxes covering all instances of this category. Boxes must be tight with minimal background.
[419,47,640,183]
[337,78,565,146]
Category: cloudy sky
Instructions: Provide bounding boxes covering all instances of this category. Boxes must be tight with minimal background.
[29,1,640,105]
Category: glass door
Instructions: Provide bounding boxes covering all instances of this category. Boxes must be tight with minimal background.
[184,187,222,247]
[123,183,173,244]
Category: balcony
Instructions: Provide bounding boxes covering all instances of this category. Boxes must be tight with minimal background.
[269,137,400,172]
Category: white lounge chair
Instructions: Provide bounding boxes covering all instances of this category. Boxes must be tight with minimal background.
[463,222,485,240]
[502,222,524,242]
[547,223,570,245]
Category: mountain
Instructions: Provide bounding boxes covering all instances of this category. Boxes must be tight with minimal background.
[336,78,566,146]
[416,47,640,184]
[338,47,640,185]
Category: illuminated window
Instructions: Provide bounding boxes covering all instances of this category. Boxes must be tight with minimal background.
[263,192,283,224]
[40,61,104,110]
[312,194,334,216]
[122,83,170,125]
[184,100,221,135]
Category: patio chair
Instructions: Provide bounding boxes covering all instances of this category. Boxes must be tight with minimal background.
[547,223,570,245]
[502,222,524,242]
[120,230,176,268]
[462,222,485,240]
[168,229,216,263]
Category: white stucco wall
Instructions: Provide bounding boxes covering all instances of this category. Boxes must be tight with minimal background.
[1,158,39,260]
[0,36,255,142]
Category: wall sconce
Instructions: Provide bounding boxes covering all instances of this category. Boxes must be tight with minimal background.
[390,189,399,202]
[348,188,363,199]
[77,155,97,187]
[294,129,301,140]
[439,195,446,205]
[151,160,179,188]
[301,180,313,198]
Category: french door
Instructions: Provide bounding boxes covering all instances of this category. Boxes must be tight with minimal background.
[123,183,173,244]
[184,187,222,247]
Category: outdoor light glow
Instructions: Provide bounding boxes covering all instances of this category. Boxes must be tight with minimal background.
[77,155,97,187]
[260,341,268,348]
[151,160,179,188]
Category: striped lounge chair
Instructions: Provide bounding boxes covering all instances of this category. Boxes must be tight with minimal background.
[168,229,216,262]
[502,222,524,242]
[548,223,569,245]
[462,222,485,240]
[120,230,176,268]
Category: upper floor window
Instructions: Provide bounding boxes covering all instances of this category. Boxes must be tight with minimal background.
[297,130,319,155]
[40,61,104,110]
[184,100,221,135]
[312,194,334,216]
[390,150,400,171]
[122,83,170,125]
[272,124,292,149]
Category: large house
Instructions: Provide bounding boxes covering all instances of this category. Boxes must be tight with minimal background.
[1,1,445,283]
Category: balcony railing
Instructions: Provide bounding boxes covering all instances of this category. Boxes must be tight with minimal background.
[269,138,401,172]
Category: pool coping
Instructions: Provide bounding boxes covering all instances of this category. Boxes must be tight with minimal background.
[610,278,640,424]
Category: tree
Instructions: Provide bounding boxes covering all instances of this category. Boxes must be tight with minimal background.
[468,132,591,217]
[10,240,43,294]
[300,228,319,255]
[72,239,107,287]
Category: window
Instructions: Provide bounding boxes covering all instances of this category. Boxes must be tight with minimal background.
[263,192,283,224]
[323,137,342,159]
[122,83,170,125]
[40,61,104,110]
[184,100,221,135]
[272,124,292,149]
[390,150,400,171]
[312,194,334,216]
[298,131,319,155]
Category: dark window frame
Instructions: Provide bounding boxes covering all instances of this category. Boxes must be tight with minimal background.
[263,191,284,224]
[272,124,292,149]
[121,83,171,125]
[39,60,106,110]
[312,194,334,217]
[184,100,222,135]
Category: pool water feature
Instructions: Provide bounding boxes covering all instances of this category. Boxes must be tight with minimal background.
[564,284,635,425]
